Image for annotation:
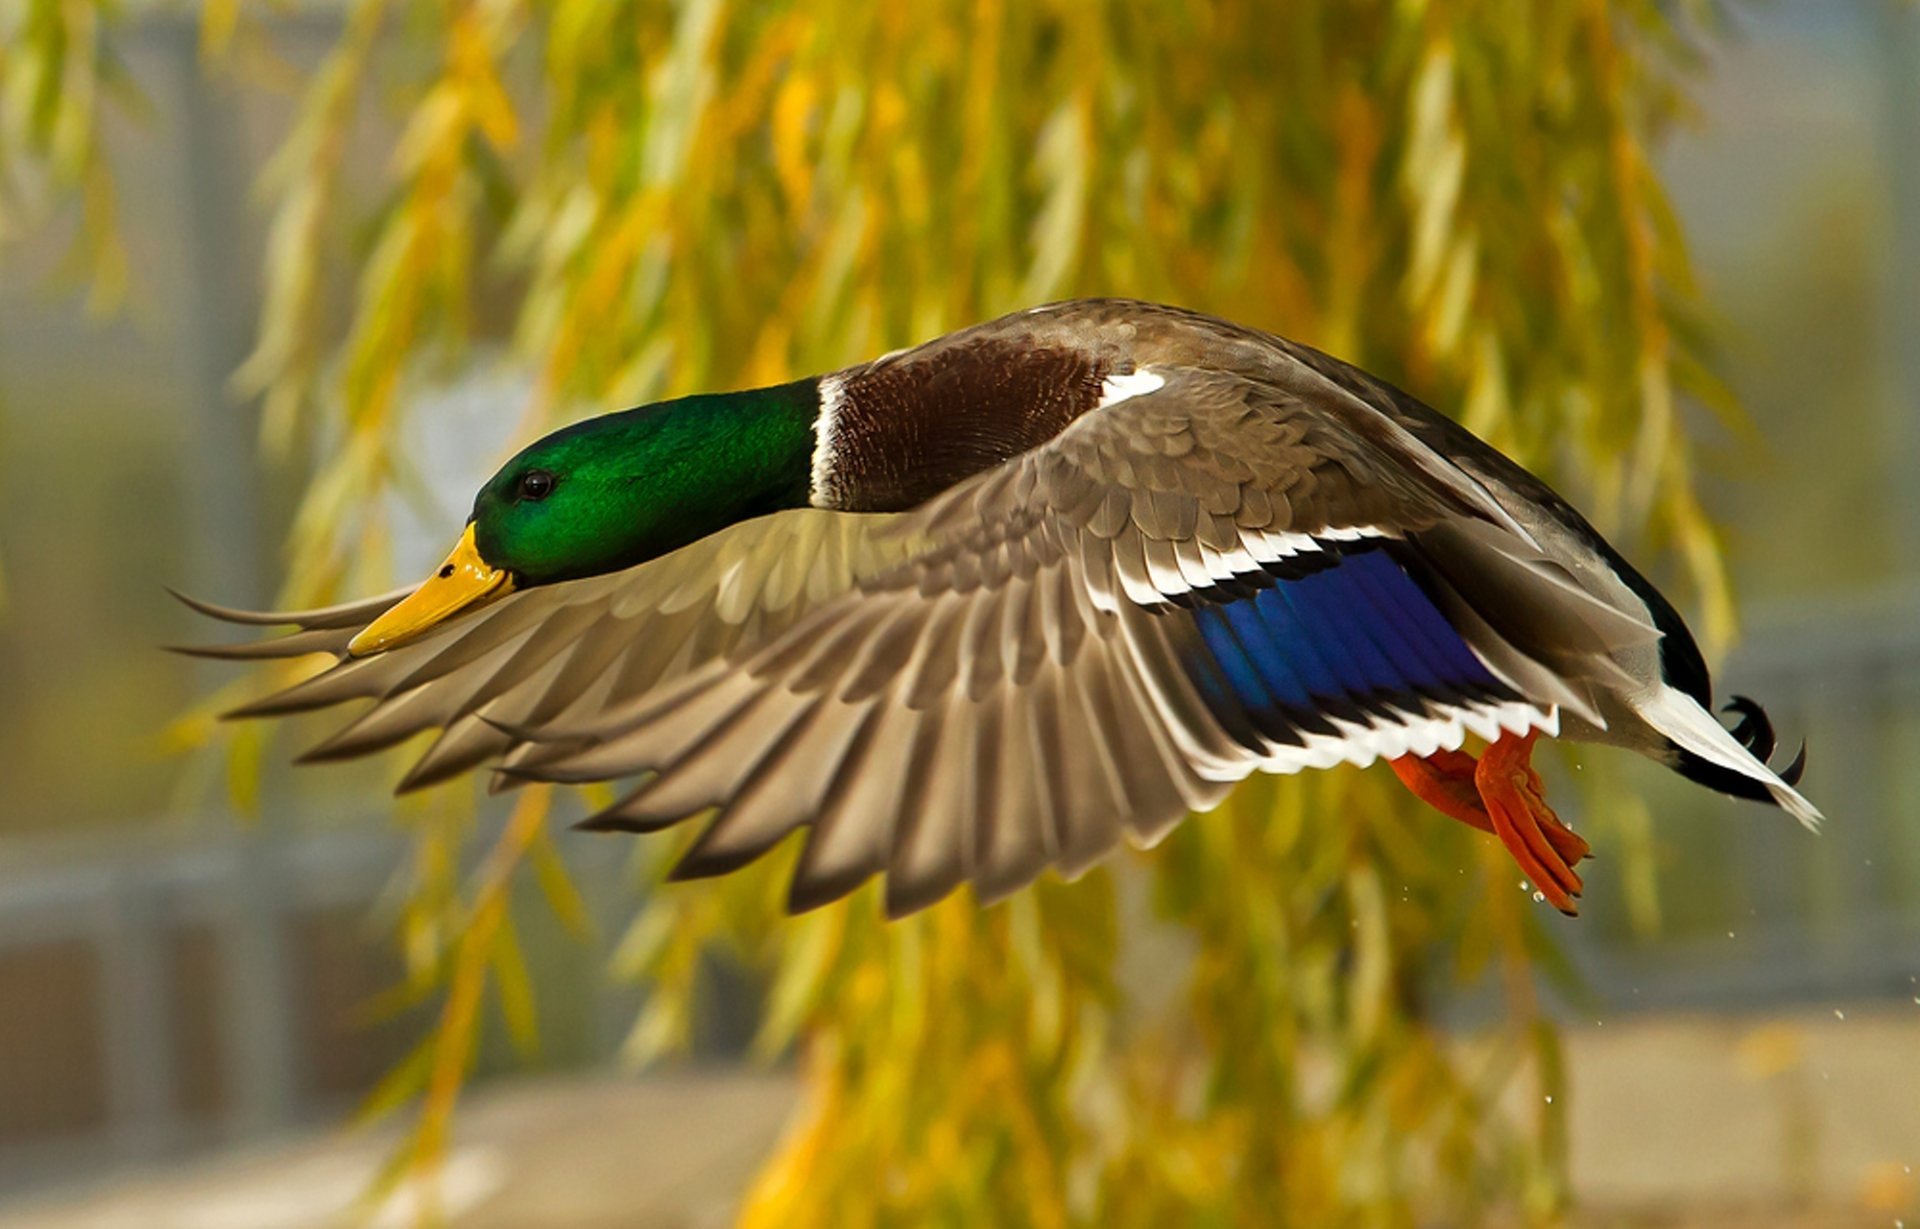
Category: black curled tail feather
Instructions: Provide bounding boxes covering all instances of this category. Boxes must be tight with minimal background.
[1672,693,1808,801]
[1721,694,1807,787]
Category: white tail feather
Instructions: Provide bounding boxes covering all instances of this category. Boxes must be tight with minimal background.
[1635,687,1823,831]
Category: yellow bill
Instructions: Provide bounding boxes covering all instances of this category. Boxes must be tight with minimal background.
[347,524,514,657]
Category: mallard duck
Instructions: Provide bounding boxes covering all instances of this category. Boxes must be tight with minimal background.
[185,299,1818,918]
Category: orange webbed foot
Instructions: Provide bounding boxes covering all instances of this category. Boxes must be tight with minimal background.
[1389,749,1494,835]
[1391,729,1588,916]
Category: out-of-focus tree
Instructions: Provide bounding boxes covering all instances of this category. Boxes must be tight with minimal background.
[0,0,133,615]
[0,0,127,312]
[156,0,1731,1223]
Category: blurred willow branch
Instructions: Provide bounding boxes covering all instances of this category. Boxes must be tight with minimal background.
[168,0,1744,1224]
[0,0,130,309]
[0,0,134,613]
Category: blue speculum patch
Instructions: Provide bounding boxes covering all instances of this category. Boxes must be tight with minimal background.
[1186,545,1513,750]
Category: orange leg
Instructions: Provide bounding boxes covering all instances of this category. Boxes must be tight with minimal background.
[1390,731,1590,916]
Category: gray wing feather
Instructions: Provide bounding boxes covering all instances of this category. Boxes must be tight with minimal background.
[198,362,1618,915]
[190,510,912,791]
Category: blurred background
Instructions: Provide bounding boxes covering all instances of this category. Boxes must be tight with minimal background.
[0,2,1917,1226]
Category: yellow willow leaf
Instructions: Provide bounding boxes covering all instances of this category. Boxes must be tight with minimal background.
[1460,326,1511,443]
[1427,230,1479,360]
[610,899,678,980]
[808,186,869,325]
[574,780,617,814]
[199,0,241,59]
[891,140,932,234]
[1527,1017,1571,1217]
[528,827,591,939]
[1007,893,1065,1056]
[755,905,840,1057]
[153,677,260,757]
[354,971,443,1029]
[639,0,727,190]
[737,1071,843,1229]
[622,993,689,1068]
[223,721,265,818]
[1021,95,1090,303]
[450,10,520,152]
[771,70,818,209]
[607,334,677,407]
[354,1134,426,1223]
[1403,38,1459,294]
[1673,484,1738,653]
[354,1034,435,1129]
[490,912,540,1058]
[76,166,126,314]
[535,181,603,277]
[744,319,795,386]
[391,84,467,180]
[48,3,100,177]
[235,186,319,393]
[1623,350,1677,528]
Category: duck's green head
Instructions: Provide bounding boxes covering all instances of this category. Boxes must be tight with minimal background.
[349,380,820,656]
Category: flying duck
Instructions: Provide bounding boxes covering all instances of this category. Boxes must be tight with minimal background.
[184,299,1819,918]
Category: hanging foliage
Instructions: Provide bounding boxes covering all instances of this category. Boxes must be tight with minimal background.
[0,0,129,310]
[136,0,1736,1223]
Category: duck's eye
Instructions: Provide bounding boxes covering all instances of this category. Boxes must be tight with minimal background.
[518,470,556,502]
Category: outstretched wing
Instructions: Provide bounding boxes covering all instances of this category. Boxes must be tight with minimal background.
[183,509,923,792]
[495,368,1640,915]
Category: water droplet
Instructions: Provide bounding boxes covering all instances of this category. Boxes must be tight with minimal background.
[1519,880,1531,892]
[1545,1094,1554,1104]
[1532,890,1546,903]
[1727,931,1736,939]
[1835,1010,1846,1020]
